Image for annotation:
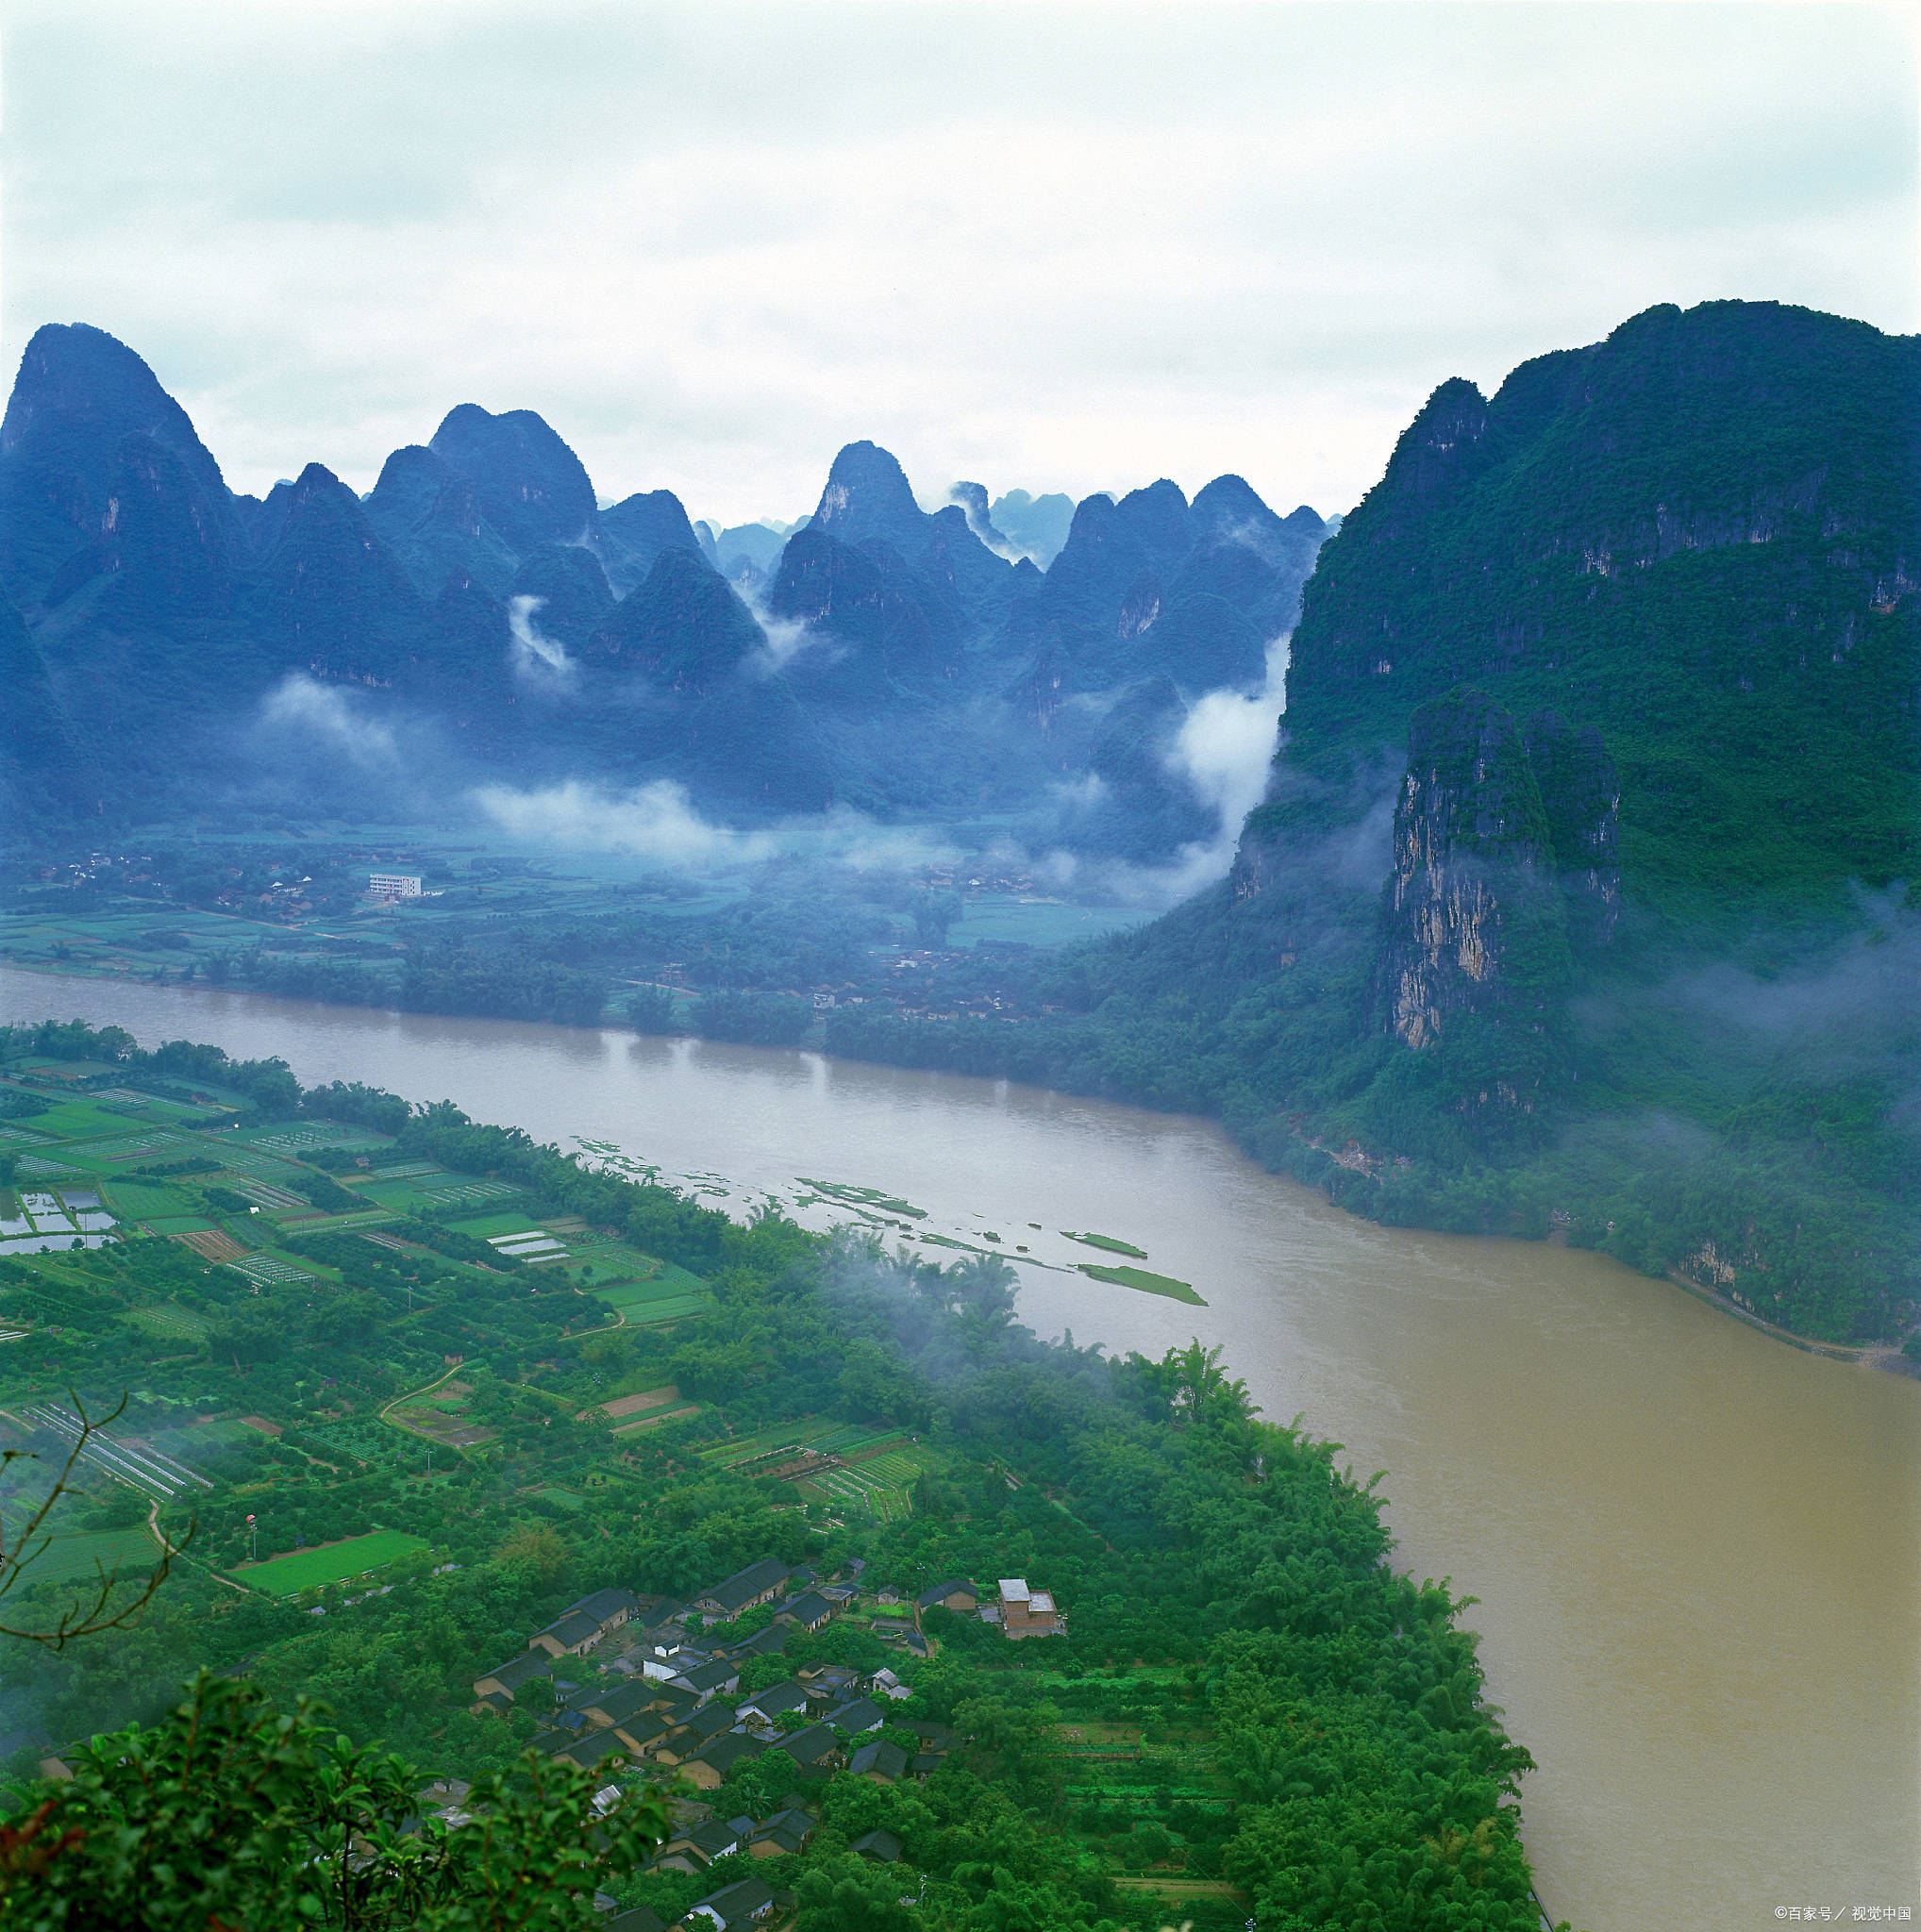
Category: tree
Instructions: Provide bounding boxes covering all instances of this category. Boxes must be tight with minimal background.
[910,891,961,948]
[2,1673,668,1930]
[0,1393,184,1648]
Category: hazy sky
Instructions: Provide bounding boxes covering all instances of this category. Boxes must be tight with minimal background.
[5,1,1914,525]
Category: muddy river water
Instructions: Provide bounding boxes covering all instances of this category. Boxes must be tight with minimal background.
[3,969,1915,1929]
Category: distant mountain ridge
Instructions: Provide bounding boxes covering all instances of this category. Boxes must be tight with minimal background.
[0,322,1324,844]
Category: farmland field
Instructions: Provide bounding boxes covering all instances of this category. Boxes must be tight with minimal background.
[30,1527,160,1587]
[126,1301,209,1341]
[235,1528,429,1595]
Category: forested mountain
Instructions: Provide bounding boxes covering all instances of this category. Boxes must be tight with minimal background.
[828,301,1921,1342]
[0,325,1323,850]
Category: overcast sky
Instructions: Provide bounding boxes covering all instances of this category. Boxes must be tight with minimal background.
[5,1,1914,526]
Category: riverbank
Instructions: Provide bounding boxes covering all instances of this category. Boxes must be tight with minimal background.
[3,967,1917,1929]
[8,953,1912,1353]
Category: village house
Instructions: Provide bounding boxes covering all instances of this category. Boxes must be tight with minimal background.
[746,1808,814,1859]
[824,1695,884,1736]
[678,1733,767,1791]
[773,1590,835,1633]
[773,1724,843,1774]
[847,1740,910,1785]
[690,1557,791,1622]
[529,1609,604,1658]
[553,1729,627,1774]
[472,1652,552,1702]
[914,1578,979,1621]
[994,1578,1061,1641]
[849,1828,903,1864]
[654,1703,738,1764]
[565,1585,643,1638]
[682,1876,776,1931]
[735,1681,809,1725]
[656,1820,743,1867]
[671,1658,742,1705]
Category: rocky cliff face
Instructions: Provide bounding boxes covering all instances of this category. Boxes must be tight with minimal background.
[1376,689,1569,1057]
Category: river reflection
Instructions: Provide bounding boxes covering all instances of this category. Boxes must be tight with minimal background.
[3,970,1915,1929]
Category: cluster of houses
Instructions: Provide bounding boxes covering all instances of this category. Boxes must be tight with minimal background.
[466,1558,989,1929]
[464,1560,1059,1932]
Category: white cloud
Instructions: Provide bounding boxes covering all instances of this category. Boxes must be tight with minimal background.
[469,780,963,875]
[4,3,1912,525]
[507,594,574,685]
[259,673,398,767]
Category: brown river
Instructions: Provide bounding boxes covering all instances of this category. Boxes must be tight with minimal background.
[3,968,1915,1930]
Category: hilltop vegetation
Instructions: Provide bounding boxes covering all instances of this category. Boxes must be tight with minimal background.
[0,1020,1562,1931]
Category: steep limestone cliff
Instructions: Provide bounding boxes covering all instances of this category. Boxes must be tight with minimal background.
[1375,690,1570,1074]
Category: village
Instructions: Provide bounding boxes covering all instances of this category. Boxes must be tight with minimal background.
[459,1560,1061,1932]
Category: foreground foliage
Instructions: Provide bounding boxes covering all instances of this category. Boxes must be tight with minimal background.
[2,1673,668,1931]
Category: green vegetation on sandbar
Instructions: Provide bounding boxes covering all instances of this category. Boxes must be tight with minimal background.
[1062,1230,1150,1258]
[237,1528,428,1596]
[797,1177,928,1219]
[1077,1261,1206,1306]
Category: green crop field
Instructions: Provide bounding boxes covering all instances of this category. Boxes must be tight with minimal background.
[126,1301,209,1341]
[101,1181,191,1219]
[592,1264,707,1307]
[851,1444,939,1484]
[236,1528,429,1596]
[620,1294,709,1326]
[31,1527,161,1587]
[142,1214,217,1235]
[448,1211,543,1240]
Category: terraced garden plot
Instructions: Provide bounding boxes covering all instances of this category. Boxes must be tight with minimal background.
[275,1210,393,1233]
[580,1384,682,1423]
[58,1132,190,1166]
[448,1211,545,1240]
[239,1124,389,1155]
[800,1465,910,1521]
[226,1255,317,1288]
[15,1155,81,1177]
[618,1294,709,1326]
[352,1179,437,1210]
[0,1124,51,1144]
[417,1179,520,1208]
[215,1146,320,1181]
[849,1444,941,1485]
[235,1528,428,1596]
[303,1417,415,1467]
[611,1402,701,1435]
[31,1527,160,1588]
[696,1418,836,1466]
[101,1181,190,1219]
[387,1395,499,1450]
[235,1179,308,1210]
[127,1301,210,1341]
[174,1228,249,1262]
[20,1102,136,1141]
[592,1264,708,1308]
